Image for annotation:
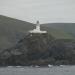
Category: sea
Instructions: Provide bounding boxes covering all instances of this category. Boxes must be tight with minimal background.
[0,66,75,75]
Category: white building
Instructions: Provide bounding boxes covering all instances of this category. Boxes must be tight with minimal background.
[29,21,47,34]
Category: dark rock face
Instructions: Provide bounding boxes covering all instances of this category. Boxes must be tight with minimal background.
[0,33,75,66]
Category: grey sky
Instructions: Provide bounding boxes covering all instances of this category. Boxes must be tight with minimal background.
[0,0,75,23]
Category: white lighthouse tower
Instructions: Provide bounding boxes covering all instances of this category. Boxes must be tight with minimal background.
[36,21,40,31]
[29,21,47,34]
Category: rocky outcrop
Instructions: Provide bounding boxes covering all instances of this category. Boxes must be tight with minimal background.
[0,33,75,66]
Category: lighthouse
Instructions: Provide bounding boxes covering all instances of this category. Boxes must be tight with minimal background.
[29,21,47,34]
[36,21,40,31]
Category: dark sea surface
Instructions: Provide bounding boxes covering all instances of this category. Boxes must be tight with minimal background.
[0,66,75,75]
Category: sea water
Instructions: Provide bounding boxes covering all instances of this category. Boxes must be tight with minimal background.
[0,66,75,75]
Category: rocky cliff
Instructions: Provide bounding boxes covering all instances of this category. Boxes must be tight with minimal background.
[0,33,75,66]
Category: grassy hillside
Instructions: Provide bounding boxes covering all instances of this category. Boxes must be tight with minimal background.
[0,15,74,49]
[42,23,75,38]
[41,26,74,39]
[0,15,34,49]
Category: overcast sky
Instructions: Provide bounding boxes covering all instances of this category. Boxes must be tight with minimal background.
[0,0,75,24]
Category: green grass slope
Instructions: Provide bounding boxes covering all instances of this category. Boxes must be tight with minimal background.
[41,26,74,39]
[0,15,34,49]
[42,23,75,38]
